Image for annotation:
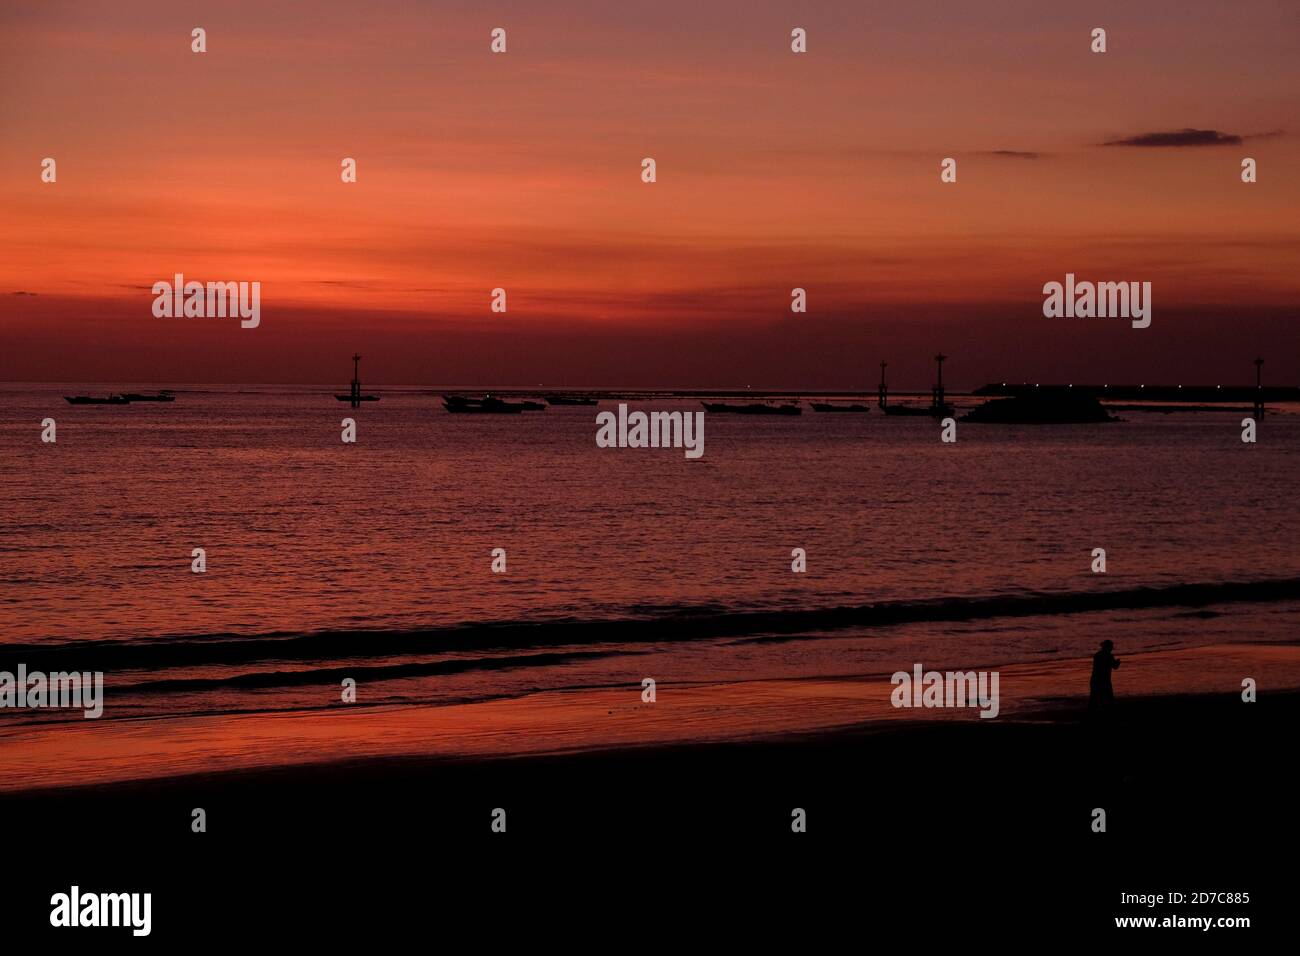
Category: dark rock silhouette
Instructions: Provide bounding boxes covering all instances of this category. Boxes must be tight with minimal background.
[962,393,1119,424]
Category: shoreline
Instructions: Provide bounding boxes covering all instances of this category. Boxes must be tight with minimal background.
[4,641,1295,796]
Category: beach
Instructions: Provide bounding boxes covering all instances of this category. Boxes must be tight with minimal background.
[5,670,1292,938]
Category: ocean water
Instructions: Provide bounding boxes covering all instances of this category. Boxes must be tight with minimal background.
[2,384,1299,730]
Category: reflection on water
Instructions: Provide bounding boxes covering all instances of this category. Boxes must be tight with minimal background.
[3,385,1298,729]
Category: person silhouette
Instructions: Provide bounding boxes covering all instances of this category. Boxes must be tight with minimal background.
[1089,640,1121,714]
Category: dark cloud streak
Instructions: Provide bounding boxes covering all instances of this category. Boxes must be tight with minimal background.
[1102,128,1242,147]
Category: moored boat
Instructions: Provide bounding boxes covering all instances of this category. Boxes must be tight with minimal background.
[443,394,530,414]
[64,394,130,405]
[811,402,869,413]
[701,402,801,415]
[121,391,175,402]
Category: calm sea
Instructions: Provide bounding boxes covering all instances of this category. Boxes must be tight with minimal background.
[3,384,1298,726]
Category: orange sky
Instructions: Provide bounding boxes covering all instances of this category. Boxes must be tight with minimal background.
[2,0,1297,385]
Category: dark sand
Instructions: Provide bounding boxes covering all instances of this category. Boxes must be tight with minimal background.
[4,688,1292,941]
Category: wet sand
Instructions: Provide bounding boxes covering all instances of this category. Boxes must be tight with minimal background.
[3,641,1296,792]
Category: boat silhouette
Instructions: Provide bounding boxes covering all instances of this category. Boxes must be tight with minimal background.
[701,402,801,415]
[443,394,533,414]
[810,402,869,413]
[121,391,175,402]
[64,394,130,405]
[545,395,599,406]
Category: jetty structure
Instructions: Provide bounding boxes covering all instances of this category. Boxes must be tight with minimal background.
[335,354,379,408]
[972,368,1298,406]
[879,354,954,417]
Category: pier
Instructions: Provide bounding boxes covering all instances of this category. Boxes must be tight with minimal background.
[973,381,1298,403]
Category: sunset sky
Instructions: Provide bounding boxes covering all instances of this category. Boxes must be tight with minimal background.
[2,0,1297,386]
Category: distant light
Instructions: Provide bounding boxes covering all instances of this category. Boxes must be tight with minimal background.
[1068,384,1073,387]
[1217,385,1221,389]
